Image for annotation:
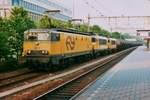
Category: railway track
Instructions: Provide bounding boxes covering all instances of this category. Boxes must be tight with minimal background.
[0,47,136,100]
[0,72,43,91]
[34,48,135,100]
[0,68,37,91]
[0,68,31,80]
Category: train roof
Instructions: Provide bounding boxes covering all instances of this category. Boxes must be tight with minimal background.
[51,28,94,36]
[109,38,117,41]
[92,35,108,40]
[24,29,51,33]
[25,29,94,36]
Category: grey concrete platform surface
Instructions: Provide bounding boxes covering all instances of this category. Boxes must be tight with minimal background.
[74,46,150,100]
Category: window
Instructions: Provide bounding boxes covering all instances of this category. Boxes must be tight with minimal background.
[20,0,23,6]
[22,1,25,7]
[81,37,83,40]
[76,36,77,40]
[112,40,116,45]
[26,2,29,9]
[24,2,26,7]
[51,32,60,41]
[99,39,107,45]
[38,33,49,40]
[25,32,49,41]
[92,37,96,42]
[12,0,20,5]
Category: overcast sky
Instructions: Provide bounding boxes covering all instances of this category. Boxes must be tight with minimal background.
[55,0,150,33]
[56,0,150,17]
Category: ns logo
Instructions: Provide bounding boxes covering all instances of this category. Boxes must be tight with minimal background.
[66,36,75,50]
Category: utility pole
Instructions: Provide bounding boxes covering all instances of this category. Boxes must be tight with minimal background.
[73,0,75,18]
[87,14,90,32]
[108,17,113,32]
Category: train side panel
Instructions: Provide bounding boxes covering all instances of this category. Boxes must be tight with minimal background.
[62,32,93,57]
[108,38,117,50]
[49,32,93,64]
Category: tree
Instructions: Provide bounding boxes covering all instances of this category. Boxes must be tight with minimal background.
[123,33,131,39]
[39,15,75,29]
[39,15,52,28]
[111,32,121,39]
[10,7,35,38]
[0,32,10,60]
[91,25,101,33]
[0,17,13,61]
[8,7,35,60]
[98,29,110,37]
[67,20,73,28]
[74,24,88,32]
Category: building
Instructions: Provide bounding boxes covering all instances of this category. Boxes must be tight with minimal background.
[0,0,72,21]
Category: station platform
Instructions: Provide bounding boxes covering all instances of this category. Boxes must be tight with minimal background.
[74,46,150,100]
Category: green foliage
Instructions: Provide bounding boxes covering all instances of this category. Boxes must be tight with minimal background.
[77,24,88,32]
[39,15,71,29]
[10,7,35,38]
[123,33,131,39]
[99,29,111,37]
[8,7,35,60]
[0,32,10,59]
[0,18,12,60]
[52,18,68,28]
[111,32,121,39]
[91,25,101,33]
[39,15,52,28]
[0,7,35,66]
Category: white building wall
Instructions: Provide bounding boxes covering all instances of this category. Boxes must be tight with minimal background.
[0,0,72,21]
[0,0,11,18]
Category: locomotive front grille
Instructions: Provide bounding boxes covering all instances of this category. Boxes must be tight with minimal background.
[30,50,43,55]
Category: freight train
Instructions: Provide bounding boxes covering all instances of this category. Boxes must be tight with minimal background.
[22,29,141,70]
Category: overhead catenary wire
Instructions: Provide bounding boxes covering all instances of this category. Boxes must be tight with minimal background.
[83,0,103,16]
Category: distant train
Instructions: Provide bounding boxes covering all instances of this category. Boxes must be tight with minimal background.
[22,29,141,70]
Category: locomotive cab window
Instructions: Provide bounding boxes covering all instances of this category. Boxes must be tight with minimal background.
[27,35,37,40]
[25,32,49,41]
[112,40,116,45]
[92,37,96,42]
[99,39,107,45]
[51,32,60,41]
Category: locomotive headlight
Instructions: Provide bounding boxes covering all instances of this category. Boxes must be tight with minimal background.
[27,50,31,54]
[42,50,48,55]
[42,50,45,54]
[45,51,48,54]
